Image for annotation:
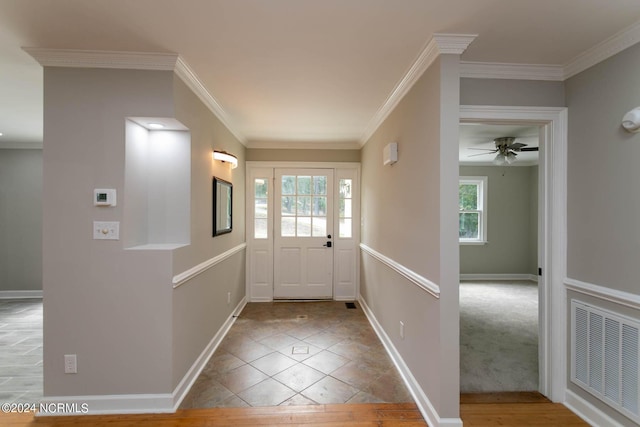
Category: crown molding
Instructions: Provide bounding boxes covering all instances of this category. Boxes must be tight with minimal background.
[173,57,246,145]
[563,19,640,79]
[460,61,564,81]
[432,33,478,55]
[460,19,640,82]
[23,48,179,70]
[359,34,476,145]
[24,48,247,145]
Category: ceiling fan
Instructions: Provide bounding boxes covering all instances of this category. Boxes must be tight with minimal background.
[468,136,538,165]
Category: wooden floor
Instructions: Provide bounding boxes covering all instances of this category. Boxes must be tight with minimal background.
[0,399,589,427]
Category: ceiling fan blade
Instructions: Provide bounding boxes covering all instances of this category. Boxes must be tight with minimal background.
[510,142,527,150]
[520,147,539,151]
[468,147,498,152]
[468,152,494,157]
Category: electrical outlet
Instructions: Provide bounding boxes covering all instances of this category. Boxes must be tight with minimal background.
[400,321,405,339]
[227,292,231,304]
[64,354,77,374]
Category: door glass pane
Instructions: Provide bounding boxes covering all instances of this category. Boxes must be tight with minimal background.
[255,179,268,198]
[281,196,295,216]
[339,219,352,238]
[339,179,352,198]
[297,176,311,195]
[312,217,326,237]
[340,199,352,218]
[281,217,296,236]
[313,196,327,216]
[459,212,479,239]
[297,217,311,237]
[255,219,268,239]
[282,176,296,195]
[280,172,332,238]
[297,196,311,215]
[255,198,267,218]
[313,176,327,195]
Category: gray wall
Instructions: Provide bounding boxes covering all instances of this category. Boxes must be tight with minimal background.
[171,75,246,389]
[566,42,640,294]
[0,149,42,291]
[246,148,360,162]
[565,40,640,426]
[459,165,538,276]
[360,54,461,419]
[41,66,246,401]
[43,68,176,396]
[461,78,565,107]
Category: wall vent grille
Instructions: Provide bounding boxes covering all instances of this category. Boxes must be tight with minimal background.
[572,300,640,423]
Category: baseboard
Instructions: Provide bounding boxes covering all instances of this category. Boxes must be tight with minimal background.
[460,274,538,282]
[333,296,357,302]
[0,290,43,299]
[37,393,174,416]
[565,389,626,427]
[358,295,463,427]
[38,297,247,416]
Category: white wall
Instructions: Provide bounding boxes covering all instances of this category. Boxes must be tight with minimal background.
[0,149,42,292]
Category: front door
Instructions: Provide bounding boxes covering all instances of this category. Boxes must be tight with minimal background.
[273,168,334,299]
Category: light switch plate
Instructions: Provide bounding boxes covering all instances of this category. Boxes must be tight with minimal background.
[93,221,120,240]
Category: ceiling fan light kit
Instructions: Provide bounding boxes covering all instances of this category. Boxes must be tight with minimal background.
[469,136,538,165]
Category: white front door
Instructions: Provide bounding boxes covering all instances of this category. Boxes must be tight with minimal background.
[273,168,334,299]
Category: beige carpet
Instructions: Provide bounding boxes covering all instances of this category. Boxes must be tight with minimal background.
[460,281,538,393]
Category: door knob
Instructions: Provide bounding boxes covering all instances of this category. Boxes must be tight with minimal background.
[323,241,332,248]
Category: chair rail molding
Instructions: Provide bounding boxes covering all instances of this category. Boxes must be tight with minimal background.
[173,243,247,288]
[360,243,440,298]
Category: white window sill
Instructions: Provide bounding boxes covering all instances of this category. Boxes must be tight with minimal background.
[459,240,487,246]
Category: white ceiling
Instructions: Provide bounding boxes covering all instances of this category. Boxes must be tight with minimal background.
[2,0,640,148]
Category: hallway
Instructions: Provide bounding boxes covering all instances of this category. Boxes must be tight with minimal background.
[180,301,413,408]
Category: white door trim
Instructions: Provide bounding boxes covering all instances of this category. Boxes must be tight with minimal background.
[459,105,568,403]
[246,162,361,302]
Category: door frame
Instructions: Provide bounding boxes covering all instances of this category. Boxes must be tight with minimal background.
[459,105,568,402]
[245,161,361,302]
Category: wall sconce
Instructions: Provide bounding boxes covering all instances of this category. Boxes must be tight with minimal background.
[213,150,238,169]
[622,107,640,132]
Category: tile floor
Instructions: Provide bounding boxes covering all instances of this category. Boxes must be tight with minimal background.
[180,301,413,408]
[0,300,412,409]
[0,299,43,404]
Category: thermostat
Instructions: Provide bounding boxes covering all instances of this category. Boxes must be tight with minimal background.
[94,189,117,207]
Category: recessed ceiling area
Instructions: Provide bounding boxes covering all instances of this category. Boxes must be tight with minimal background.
[459,124,539,166]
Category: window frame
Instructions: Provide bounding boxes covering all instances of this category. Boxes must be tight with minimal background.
[459,176,488,245]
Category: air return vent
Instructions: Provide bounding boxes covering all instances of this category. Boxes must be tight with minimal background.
[572,300,640,423]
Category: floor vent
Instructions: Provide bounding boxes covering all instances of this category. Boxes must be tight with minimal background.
[571,300,640,423]
[345,302,357,309]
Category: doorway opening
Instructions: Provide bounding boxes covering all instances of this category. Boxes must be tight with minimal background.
[458,123,541,395]
[458,105,568,403]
